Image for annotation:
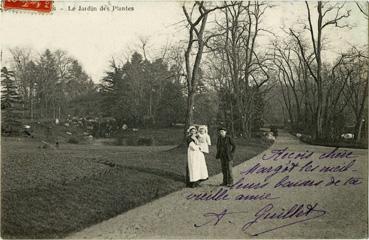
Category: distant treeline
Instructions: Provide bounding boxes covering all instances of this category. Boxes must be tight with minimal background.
[99,52,186,128]
[1,49,95,134]
[1,2,368,143]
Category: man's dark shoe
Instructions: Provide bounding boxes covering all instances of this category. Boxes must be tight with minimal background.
[187,182,200,188]
[186,183,193,188]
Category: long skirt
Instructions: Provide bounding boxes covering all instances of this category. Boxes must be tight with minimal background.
[187,147,209,182]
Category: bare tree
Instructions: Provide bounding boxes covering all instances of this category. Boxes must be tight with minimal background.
[138,36,150,60]
[207,1,271,137]
[342,48,368,142]
[290,1,351,139]
[356,2,368,19]
[8,47,34,118]
[272,40,304,130]
[182,1,232,132]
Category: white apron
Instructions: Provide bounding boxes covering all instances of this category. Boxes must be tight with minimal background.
[187,141,209,182]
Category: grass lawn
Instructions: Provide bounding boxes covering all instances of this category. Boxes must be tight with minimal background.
[1,132,271,238]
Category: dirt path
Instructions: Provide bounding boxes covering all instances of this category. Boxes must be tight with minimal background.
[67,132,368,239]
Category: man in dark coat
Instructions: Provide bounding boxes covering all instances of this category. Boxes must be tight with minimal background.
[216,127,236,186]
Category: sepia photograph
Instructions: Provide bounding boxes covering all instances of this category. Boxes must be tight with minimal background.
[1,0,368,238]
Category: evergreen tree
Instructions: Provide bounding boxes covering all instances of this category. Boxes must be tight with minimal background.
[1,67,23,135]
[36,49,59,119]
[99,52,187,128]
[157,79,186,127]
[100,60,122,118]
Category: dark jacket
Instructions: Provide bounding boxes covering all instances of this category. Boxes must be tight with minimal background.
[186,135,197,147]
[216,135,236,160]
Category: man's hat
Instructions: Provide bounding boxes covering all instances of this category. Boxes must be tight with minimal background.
[218,126,227,131]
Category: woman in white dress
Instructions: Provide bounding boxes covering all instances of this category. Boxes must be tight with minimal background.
[186,126,209,188]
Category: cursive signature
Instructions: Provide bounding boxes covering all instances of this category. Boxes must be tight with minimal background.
[194,202,327,236]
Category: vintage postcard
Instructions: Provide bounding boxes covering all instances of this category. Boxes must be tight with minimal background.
[0,0,368,238]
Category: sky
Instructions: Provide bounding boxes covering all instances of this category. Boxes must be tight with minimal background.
[1,1,367,83]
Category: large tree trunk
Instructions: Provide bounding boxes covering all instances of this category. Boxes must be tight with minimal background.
[185,92,195,130]
[354,79,368,142]
[235,93,245,136]
[315,83,324,139]
[229,97,235,136]
[182,2,211,137]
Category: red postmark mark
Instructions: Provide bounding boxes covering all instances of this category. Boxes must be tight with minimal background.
[3,0,53,12]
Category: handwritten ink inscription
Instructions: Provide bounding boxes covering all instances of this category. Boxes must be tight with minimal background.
[194,203,327,236]
[185,147,364,236]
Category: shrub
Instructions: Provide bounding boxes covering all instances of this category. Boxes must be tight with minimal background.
[270,126,278,137]
[115,137,126,146]
[126,137,138,146]
[137,137,154,146]
[298,134,367,149]
[67,137,79,144]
